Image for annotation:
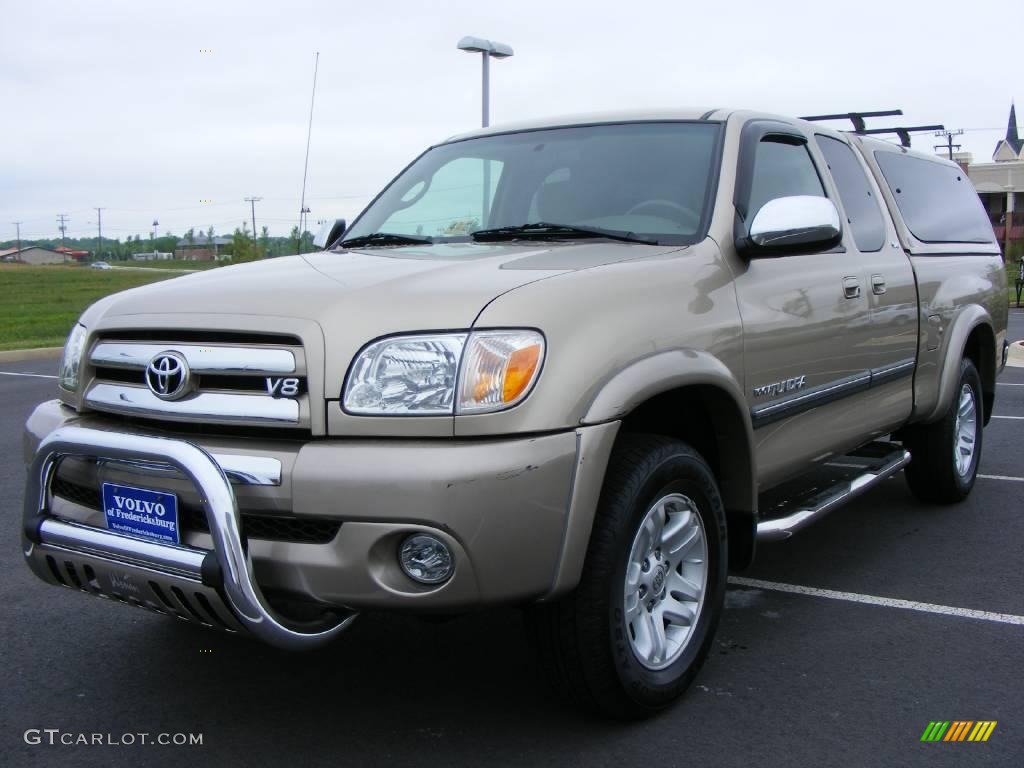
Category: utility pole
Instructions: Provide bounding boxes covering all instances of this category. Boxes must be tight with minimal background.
[934,129,964,160]
[12,221,21,258]
[94,207,104,262]
[57,213,69,263]
[244,197,262,246]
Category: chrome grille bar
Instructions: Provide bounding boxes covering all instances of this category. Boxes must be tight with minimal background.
[91,343,296,375]
[85,383,300,425]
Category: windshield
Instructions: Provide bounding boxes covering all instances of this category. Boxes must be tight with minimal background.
[344,121,722,246]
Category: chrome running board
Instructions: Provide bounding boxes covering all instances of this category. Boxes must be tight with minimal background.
[756,443,911,542]
[23,426,355,649]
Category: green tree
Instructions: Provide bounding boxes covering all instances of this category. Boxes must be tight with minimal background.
[231,222,256,262]
[260,226,270,258]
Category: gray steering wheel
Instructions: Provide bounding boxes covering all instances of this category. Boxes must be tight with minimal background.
[626,199,700,228]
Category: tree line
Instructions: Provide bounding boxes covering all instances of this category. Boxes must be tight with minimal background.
[2,224,316,261]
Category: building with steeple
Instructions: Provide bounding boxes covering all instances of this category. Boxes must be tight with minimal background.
[968,103,1023,256]
[992,103,1023,161]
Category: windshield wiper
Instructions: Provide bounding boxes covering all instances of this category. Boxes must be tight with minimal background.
[338,232,433,249]
[470,222,658,245]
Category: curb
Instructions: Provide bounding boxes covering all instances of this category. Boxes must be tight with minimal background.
[0,347,63,363]
[1008,340,1024,369]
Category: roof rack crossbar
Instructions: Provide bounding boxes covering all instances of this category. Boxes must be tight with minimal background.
[799,110,903,133]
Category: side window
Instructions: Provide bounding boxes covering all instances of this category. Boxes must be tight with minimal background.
[874,152,994,244]
[380,157,504,237]
[815,136,886,252]
[747,139,824,219]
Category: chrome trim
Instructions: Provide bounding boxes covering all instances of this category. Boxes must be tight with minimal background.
[85,382,299,425]
[40,517,207,577]
[91,343,296,375]
[870,358,916,386]
[749,195,842,250]
[751,372,871,428]
[756,448,910,541]
[96,454,283,486]
[23,426,355,650]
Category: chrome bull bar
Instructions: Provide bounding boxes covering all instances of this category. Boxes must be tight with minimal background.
[22,426,356,650]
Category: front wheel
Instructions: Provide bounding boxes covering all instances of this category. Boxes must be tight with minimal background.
[527,434,727,719]
[903,357,984,504]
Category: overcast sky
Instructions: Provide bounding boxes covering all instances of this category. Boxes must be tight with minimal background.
[2,0,1018,243]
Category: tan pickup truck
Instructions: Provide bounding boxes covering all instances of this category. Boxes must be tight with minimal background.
[22,108,1008,718]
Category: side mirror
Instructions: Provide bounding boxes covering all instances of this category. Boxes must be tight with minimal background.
[313,218,347,249]
[739,196,842,256]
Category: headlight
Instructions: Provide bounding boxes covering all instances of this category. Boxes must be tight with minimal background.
[59,323,88,391]
[344,334,466,414]
[343,329,544,416]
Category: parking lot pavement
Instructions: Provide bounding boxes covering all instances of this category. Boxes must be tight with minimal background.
[1,314,1021,768]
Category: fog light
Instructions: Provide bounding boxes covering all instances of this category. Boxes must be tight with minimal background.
[399,534,454,585]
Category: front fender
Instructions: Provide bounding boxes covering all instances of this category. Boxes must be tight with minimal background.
[581,348,756,516]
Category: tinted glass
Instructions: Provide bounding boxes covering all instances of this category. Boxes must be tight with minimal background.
[874,152,995,244]
[345,122,722,245]
[815,136,886,251]
[747,139,824,218]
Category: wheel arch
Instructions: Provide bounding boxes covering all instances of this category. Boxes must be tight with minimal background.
[581,350,758,571]
[926,306,996,425]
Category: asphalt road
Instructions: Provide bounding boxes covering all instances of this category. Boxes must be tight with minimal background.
[2,312,1022,768]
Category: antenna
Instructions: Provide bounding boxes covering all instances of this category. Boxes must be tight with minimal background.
[298,52,320,254]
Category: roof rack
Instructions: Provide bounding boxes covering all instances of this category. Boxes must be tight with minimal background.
[799,109,944,148]
[800,110,903,133]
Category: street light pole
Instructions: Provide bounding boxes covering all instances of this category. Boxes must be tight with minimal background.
[457,37,513,227]
[456,36,513,129]
[481,52,490,127]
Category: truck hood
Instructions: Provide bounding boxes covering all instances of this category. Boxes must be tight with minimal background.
[86,241,683,410]
[94,241,681,328]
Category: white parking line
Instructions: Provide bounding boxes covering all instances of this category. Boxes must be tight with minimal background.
[0,371,57,380]
[992,415,1024,420]
[997,382,1024,386]
[979,474,1024,482]
[728,576,1024,626]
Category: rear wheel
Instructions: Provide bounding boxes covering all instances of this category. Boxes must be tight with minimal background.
[903,357,984,504]
[527,434,727,719]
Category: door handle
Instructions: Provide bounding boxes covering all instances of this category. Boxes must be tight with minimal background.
[871,274,886,295]
[842,276,861,300]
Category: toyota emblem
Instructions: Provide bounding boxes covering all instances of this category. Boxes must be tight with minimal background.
[145,352,191,400]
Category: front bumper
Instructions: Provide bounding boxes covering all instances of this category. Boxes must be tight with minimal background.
[23,401,618,645]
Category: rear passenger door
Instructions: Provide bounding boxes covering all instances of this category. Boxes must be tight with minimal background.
[730,122,876,489]
[814,134,917,433]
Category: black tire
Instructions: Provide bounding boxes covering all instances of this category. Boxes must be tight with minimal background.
[903,357,984,504]
[526,434,728,719]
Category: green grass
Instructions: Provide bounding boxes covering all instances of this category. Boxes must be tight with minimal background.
[0,265,180,351]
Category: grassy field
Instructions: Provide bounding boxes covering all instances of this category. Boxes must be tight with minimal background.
[0,265,180,351]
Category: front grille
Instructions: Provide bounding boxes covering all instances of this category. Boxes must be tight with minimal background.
[51,477,341,545]
[84,332,311,431]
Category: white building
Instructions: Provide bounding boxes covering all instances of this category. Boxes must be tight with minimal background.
[967,103,1023,256]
